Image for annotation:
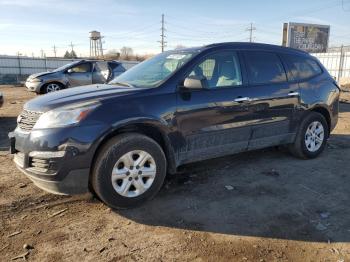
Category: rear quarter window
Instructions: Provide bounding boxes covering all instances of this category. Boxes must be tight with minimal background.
[244,51,287,85]
[282,54,322,81]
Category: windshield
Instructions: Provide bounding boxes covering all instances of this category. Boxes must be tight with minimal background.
[109,51,196,88]
[52,61,80,72]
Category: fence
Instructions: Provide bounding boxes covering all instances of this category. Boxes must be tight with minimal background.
[312,45,350,85]
[0,56,138,84]
[1,47,350,85]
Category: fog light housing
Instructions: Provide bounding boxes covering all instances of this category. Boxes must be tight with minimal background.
[29,151,66,159]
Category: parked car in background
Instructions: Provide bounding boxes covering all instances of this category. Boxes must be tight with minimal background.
[25,60,126,94]
[10,42,340,209]
[0,92,3,107]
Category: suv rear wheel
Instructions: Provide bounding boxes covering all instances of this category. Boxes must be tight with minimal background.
[91,133,167,209]
[289,112,329,159]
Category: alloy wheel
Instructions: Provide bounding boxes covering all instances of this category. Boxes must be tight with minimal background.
[46,83,61,92]
[111,150,156,198]
[304,121,324,152]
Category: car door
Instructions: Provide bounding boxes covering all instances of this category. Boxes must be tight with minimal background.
[66,62,93,87]
[92,61,109,84]
[107,62,126,81]
[241,50,300,150]
[175,50,254,164]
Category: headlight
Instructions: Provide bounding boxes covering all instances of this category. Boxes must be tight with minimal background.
[31,78,42,83]
[33,101,100,129]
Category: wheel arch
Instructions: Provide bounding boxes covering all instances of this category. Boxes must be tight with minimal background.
[91,121,177,176]
[310,105,331,135]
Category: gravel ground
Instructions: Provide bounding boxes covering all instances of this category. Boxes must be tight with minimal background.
[0,85,350,261]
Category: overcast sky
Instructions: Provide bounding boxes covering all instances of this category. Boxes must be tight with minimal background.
[0,0,349,57]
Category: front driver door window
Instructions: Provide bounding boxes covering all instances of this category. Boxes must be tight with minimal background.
[189,52,242,89]
[67,62,92,87]
[175,50,252,163]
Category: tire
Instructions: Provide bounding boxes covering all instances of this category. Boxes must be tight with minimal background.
[289,112,329,159]
[91,133,167,209]
[43,82,64,94]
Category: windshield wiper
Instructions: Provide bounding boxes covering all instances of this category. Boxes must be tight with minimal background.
[109,81,134,87]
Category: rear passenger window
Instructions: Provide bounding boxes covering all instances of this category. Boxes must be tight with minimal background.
[283,54,322,81]
[245,51,287,85]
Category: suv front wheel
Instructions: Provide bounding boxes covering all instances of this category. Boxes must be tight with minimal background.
[289,112,329,159]
[91,133,167,209]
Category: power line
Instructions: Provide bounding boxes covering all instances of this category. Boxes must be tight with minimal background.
[107,22,160,38]
[166,20,247,35]
[342,0,350,11]
[158,14,167,52]
[246,23,256,42]
[107,29,159,40]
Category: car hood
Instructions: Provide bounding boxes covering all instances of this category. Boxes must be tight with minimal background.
[28,71,53,79]
[24,84,147,112]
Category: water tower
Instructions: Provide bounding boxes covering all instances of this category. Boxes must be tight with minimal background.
[89,31,104,58]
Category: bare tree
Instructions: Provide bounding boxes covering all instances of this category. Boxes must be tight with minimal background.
[120,47,134,60]
[105,49,121,60]
[63,50,77,58]
[175,44,186,50]
[63,50,71,58]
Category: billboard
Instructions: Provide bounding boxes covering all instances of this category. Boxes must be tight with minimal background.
[282,22,330,53]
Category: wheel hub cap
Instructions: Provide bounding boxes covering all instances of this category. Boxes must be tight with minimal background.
[47,84,60,92]
[305,121,324,152]
[111,150,156,198]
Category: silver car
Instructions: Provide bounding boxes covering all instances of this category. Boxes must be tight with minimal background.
[25,60,126,94]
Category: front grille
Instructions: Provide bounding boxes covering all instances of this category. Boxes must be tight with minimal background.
[18,109,42,132]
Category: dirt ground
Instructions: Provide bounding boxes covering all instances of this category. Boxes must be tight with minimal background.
[0,85,350,262]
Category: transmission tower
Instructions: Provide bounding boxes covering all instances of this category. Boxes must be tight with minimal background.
[246,23,256,42]
[69,42,75,52]
[52,45,57,57]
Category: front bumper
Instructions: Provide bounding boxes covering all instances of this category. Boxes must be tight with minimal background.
[25,81,42,93]
[9,124,107,195]
[16,162,89,195]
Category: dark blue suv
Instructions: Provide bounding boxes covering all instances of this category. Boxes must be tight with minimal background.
[9,43,340,208]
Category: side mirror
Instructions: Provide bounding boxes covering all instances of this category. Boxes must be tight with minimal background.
[183,75,208,90]
[67,68,73,74]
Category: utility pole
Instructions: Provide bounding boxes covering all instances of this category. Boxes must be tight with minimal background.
[246,23,256,42]
[158,14,167,52]
[52,45,57,57]
[40,49,45,58]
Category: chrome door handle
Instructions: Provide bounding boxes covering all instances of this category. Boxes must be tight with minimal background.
[234,97,250,102]
[288,92,299,96]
